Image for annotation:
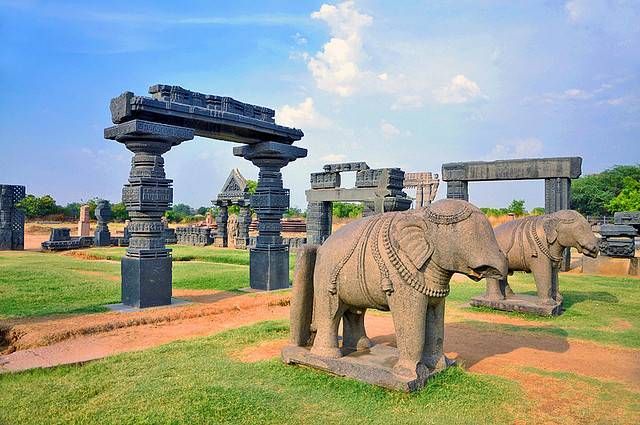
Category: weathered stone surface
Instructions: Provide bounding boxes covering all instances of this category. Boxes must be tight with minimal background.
[599,224,637,237]
[109,86,303,145]
[94,200,112,247]
[42,228,94,251]
[0,184,25,251]
[78,205,91,237]
[597,224,637,258]
[284,199,508,391]
[478,210,599,316]
[282,344,454,392]
[470,294,562,316]
[582,255,639,276]
[442,157,582,181]
[323,162,369,173]
[214,169,252,249]
[121,256,172,308]
[614,211,640,230]
[175,226,213,246]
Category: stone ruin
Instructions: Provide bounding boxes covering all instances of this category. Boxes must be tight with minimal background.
[305,162,412,245]
[42,228,93,251]
[78,205,91,237]
[403,172,439,208]
[105,85,307,304]
[214,169,252,249]
[0,184,25,251]
[598,224,637,258]
[94,200,112,247]
[175,226,214,246]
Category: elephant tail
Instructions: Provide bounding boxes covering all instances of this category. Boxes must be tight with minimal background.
[289,244,318,347]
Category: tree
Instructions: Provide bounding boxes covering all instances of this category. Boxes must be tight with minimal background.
[196,206,210,216]
[531,207,546,216]
[16,194,61,218]
[332,202,364,218]
[506,199,526,216]
[246,179,257,194]
[607,177,640,213]
[284,207,303,218]
[62,202,81,219]
[572,164,640,216]
[111,202,129,221]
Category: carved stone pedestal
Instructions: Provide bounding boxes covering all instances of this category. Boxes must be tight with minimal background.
[282,344,455,392]
[234,142,307,290]
[470,294,562,316]
[105,119,194,308]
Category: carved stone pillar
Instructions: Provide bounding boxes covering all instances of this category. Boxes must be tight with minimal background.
[446,180,468,200]
[415,185,424,208]
[94,200,112,247]
[234,142,307,290]
[105,120,194,308]
[236,205,252,249]
[545,177,573,271]
[0,185,25,251]
[214,205,229,247]
[306,201,332,245]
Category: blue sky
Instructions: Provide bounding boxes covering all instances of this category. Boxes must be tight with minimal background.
[1,0,638,210]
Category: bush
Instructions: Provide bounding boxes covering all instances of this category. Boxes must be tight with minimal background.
[332,202,364,218]
[572,164,640,216]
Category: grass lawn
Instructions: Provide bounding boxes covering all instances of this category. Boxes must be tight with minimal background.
[0,321,522,425]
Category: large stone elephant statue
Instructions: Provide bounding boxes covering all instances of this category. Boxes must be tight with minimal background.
[287,199,508,382]
[484,210,598,308]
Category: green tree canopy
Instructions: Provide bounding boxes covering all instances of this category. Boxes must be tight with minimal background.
[572,164,640,216]
[16,194,61,218]
[607,177,640,213]
[332,202,364,218]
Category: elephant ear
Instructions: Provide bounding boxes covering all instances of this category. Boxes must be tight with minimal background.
[543,218,559,244]
[392,216,434,270]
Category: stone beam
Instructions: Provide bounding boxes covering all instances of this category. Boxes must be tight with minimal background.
[442,157,582,181]
[305,188,380,203]
[109,85,303,145]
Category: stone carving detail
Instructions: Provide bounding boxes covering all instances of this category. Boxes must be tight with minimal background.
[614,212,640,232]
[175,226,214,246]
[214,169,253,249]
[403,172,440,208]
[42,227,93,251]
[471,210,599,316]
[597,224,637,258]
[0,184,25,251]
[283,199,508,391]
[305,163,412,245]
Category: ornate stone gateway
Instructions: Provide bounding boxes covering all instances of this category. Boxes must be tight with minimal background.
[305,162,412,245]
[214,169,252,250]
[0,184,25,251]
[403,172,439,208]
[105,85,307,306]
[442,157,582,271]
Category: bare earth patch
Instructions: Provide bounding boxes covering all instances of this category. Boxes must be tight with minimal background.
[232,338,289,363]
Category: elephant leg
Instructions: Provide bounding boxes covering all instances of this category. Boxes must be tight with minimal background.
[310,294,347,358]
[387,284,428,379]
[502,277,515,297]
[342,308,372,354]
[530,261,555,305]
[485,277,504,300]
[552,267,563,303]
[423,297,448,371]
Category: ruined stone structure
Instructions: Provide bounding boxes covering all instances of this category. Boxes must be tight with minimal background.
[175,226,214,246]
[42,228,93,251]
[598,224,637,258]
[106,85,306,303]
[78,205,91,237]
[471,210,599,316]
[94,200,113,247]
[0,184,25,251]
[305,162,412,245]
[214,169,252,249]
[283,199,508,391]
[614,212,640,233]
[442,157,582,271]
[403,172,440,208]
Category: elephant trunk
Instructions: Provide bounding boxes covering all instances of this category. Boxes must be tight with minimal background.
[289,245,318,347]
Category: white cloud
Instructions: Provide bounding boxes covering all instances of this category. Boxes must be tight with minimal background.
[377,72,388,81]
[488,138,544,159]
[276,97,331,129]
[307,1,373,97]
[320,153,347,162]
[605,97,625,106]
[293,32,307,45]
[434,74,484,104]
[380,120,401,139]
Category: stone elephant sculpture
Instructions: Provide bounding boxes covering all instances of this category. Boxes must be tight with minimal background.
[484,210,598,307]
[288,199,508,380]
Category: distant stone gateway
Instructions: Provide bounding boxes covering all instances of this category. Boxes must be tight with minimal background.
[403,172,439,208]
[105,85,307,306]
[214,169,252,250]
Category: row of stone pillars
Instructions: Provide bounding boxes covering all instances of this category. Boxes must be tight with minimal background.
[214,205,251,249]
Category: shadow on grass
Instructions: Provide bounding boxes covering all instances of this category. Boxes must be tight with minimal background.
[561,290,619,309]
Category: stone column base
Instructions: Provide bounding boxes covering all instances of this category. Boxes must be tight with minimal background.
[95,230,111,247]
[470,294,562,316]
[122,256,172,308]
[213,240,228,248]
[250,248,290,291]
[282,344,455,392]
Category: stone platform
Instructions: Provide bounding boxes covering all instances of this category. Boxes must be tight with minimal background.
[281,344,454,392]
[470,294,562,316]
[582,255,639,277]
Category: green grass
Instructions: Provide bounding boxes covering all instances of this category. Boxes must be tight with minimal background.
[448,272,640,349]
[0,321,520,425]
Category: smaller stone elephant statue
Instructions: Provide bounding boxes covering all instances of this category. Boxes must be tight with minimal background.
[479,210,598,315]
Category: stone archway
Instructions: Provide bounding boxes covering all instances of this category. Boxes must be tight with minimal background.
[214,169,252,250]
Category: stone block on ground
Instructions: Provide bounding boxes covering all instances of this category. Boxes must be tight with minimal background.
[470,294,563,316]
